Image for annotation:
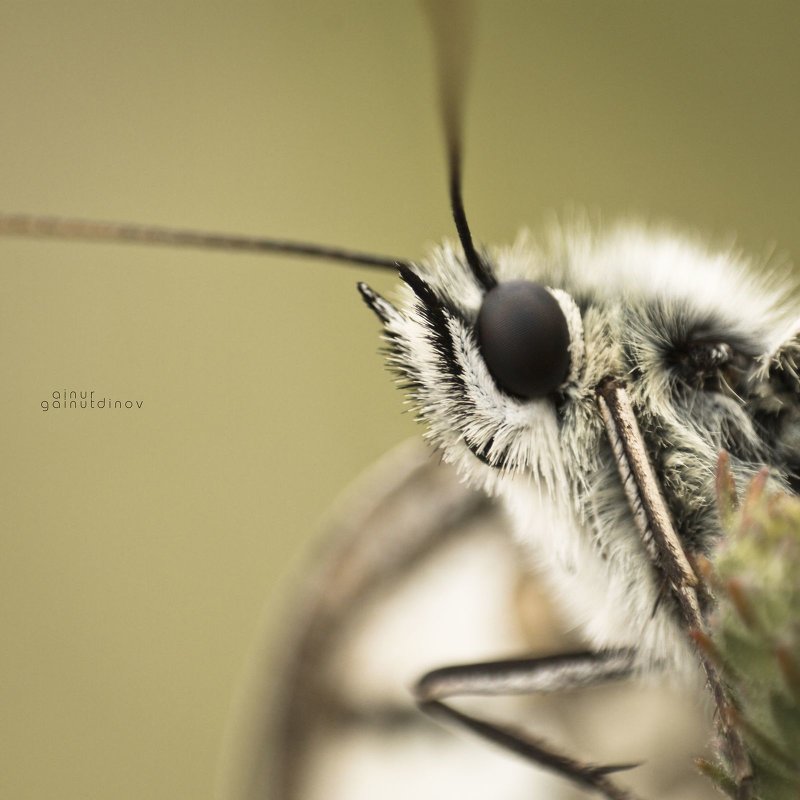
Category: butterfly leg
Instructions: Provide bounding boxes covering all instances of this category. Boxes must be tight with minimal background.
[414,648,642,800]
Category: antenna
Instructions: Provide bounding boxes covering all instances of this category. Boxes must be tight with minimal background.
[422,0,496,291]
[0,214,410,272]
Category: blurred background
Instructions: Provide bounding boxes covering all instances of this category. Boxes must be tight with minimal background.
[0,2,798,799]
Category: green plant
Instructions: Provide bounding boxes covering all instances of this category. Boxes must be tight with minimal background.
[697,457,800,799]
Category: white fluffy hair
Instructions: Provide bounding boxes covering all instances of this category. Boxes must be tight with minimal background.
[361,220,799,676]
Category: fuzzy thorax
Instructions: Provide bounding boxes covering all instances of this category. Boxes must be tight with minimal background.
[360,220,799,677]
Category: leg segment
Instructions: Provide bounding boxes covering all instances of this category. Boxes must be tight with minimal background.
[414,649,641,800]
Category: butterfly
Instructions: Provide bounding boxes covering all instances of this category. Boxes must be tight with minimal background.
[1,1,800,800]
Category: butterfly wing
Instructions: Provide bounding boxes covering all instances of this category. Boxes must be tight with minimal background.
[223,439,564,799]
[222,439,721,800]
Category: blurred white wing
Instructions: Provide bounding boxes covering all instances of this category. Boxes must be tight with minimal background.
[222,439,720,800]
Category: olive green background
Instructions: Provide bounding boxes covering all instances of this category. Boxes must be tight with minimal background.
[1,2,798,799]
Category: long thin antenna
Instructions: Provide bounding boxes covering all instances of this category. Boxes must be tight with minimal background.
[0,214,410,272]
[422,0,496,291]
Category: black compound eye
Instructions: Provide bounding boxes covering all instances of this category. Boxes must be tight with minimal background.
[476,280,571,399]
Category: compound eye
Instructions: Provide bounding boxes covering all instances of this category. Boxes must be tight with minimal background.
[476,281,571,399]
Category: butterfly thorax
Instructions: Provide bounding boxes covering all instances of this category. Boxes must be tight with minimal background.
[364,220,798,676]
